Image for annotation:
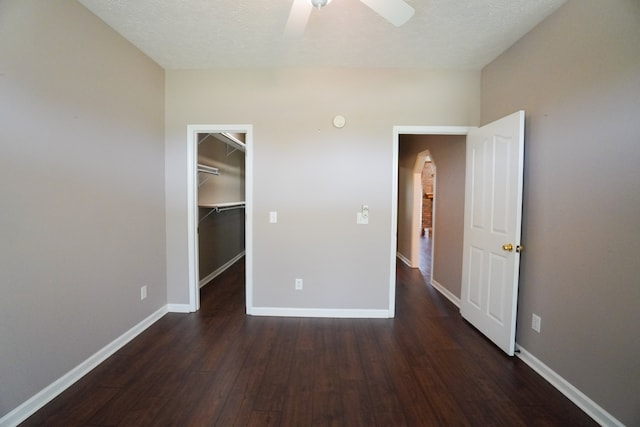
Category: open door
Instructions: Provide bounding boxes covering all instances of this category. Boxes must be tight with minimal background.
[460,111,525,356]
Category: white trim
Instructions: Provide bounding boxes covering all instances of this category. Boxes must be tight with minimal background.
[186,125,253,314]
[389,128,399,317]
[199,251,245,288]
[396,252,411,267]
[430,279,461,308]
[186,126,199,312]
[395,125,475,136]
[516,346,623,427]
[167,303,192,313]
[244,129,254,314]
[0,306,168,427]
[247,307,392,319]
[390,126,474,320]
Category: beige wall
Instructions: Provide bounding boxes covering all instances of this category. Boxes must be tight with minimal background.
[396,147,427,267]
[198,208,245,281]
[396,165,417,263]
[481,0,640,424]
[0,0,165,418]
[398,135,466,298]
[165,69,480,309]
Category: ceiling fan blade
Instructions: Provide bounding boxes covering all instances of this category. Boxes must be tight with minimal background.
[359,0,415,27]
[285,0,313,37]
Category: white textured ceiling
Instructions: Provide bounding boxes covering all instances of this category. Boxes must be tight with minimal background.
[78,0,566,70]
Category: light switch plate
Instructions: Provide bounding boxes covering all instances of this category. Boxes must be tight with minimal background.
[269,211,277,223]
[357,212,369,224]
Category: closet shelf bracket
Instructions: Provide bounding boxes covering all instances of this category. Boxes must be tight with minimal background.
[226,144,239,157]
[197,164,219,187]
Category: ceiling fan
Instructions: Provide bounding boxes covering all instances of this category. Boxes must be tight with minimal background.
[285,0,415,37]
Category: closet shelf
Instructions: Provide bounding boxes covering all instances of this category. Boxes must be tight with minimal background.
[197,164,219,175]
[198,202,245,223]
[199,132,246,154]
[199,201,245,209]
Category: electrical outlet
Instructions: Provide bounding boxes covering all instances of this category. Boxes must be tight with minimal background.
[140,285,148,301]
[295,278,303,290]
[532,313,541,333]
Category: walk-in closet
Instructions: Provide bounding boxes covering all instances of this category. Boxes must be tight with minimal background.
[197,132,246,288]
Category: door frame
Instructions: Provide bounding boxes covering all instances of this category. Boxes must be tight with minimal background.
[390,125,473,316]
[186,124,253,312]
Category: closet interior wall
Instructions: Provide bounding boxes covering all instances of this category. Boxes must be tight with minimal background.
[197,133,246,284]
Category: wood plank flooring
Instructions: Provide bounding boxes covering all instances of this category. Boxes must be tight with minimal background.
[22,250,598,426]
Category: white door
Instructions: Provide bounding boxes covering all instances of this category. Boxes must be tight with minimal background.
[460,111,525,356]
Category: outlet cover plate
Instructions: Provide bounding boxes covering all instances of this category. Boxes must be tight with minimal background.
[532,313,541,333]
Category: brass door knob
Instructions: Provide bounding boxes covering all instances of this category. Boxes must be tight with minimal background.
[502,243,514,252]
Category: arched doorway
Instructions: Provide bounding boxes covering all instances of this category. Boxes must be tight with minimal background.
[419,152,435,281]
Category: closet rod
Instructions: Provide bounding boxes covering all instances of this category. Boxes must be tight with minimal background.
[199,202,246,223]
[197,164,219,175]
[214,203,245,212]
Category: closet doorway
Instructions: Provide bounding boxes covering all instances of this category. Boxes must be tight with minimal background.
[187,125,252,312]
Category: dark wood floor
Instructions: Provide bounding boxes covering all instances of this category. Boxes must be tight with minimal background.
[22,245,597,426]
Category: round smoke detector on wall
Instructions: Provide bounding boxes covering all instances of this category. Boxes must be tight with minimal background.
[333,115,346,128]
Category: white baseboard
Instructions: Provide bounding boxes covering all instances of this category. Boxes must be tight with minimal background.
[199,251,245,288]
[0,306,168,427]
[396,252,412,267]
[430,279,461,308]
[515,345,623,427]
[167,303,192,313]
[247,307,392,318]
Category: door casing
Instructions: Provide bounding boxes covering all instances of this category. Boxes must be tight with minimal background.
[186,124,253,313]
[390,126,473,316]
